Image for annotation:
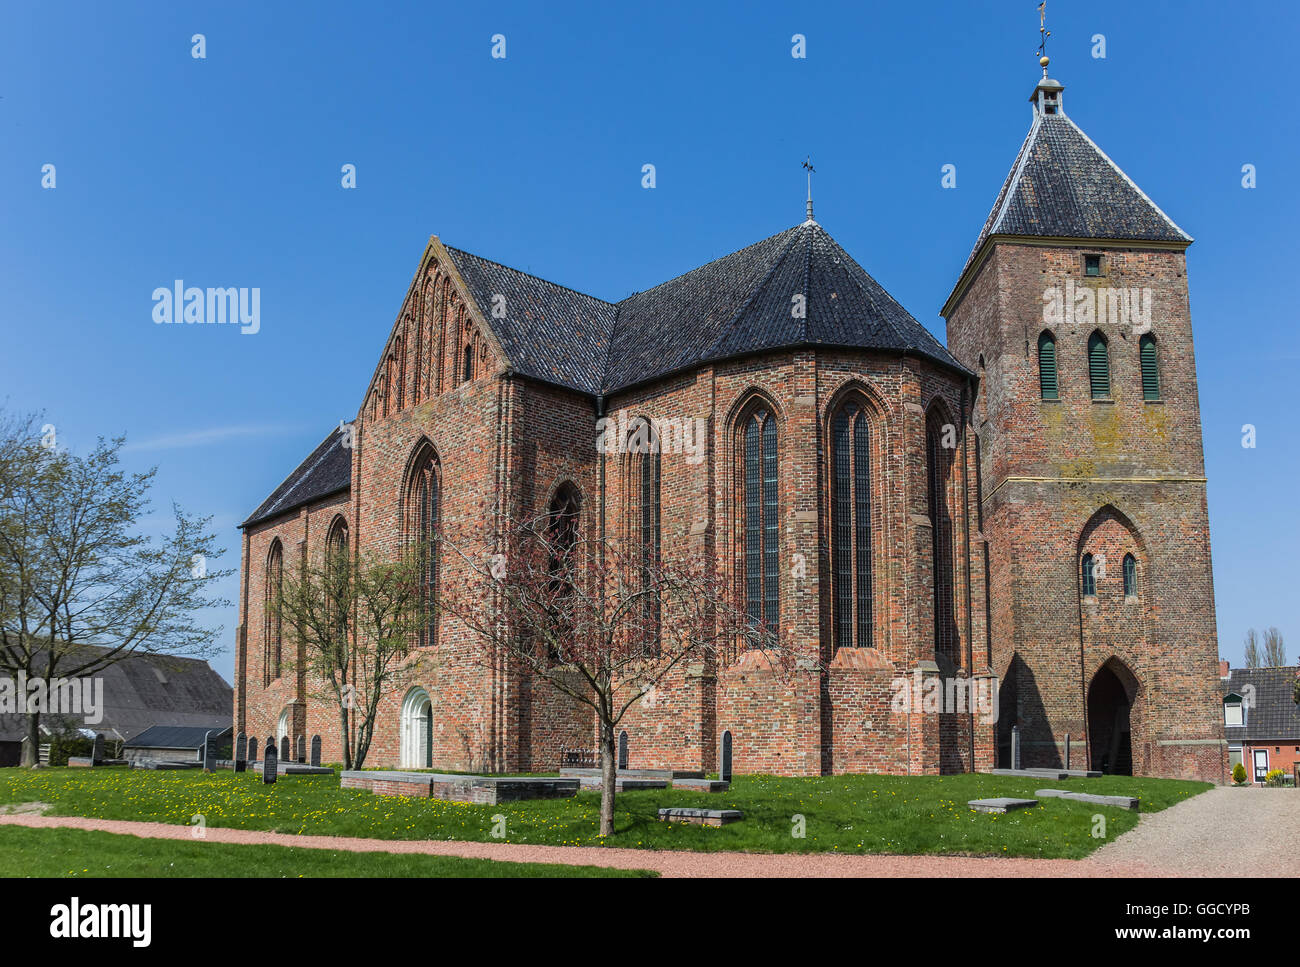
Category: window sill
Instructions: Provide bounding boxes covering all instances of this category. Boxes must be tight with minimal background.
[1091,398,1114,405]
[1040,397,1061,403]
[1144,398,1164,404]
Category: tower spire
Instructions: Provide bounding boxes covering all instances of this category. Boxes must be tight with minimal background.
[1037,1,1051,77]
[1030,2,1064,116]
[802,156,816,223]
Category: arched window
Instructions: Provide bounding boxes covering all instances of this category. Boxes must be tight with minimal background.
[264,540,283,685]
[462,342,474,383]
[400,688,433,769]
[830,401,872,650]
[546,484,582,663]
[325,517,349,636]
[1037,332,1058,400]
[1088,331,1110,400]
[926,411,956,660]
[742,407,779,638]
[628,419,660,657]
[1123,553,1137,597]
[1081,553,1097,597]
[394,334,406,411]
[1139,333,1160,400]
[408,448,440,648]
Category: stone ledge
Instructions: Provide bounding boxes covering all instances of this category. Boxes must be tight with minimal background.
[670,778,730,792]
[968,797,1038,814]
[1035,788,1139,811]
[341,771,579,805]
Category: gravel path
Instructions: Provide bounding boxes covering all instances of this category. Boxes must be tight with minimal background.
[1084,786,1298,878]
[1,786,1286,877]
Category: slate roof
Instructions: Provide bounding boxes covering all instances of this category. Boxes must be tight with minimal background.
[125,724,232,750]
[241,427,352,529]
[949,109,1192,307]
[246,223,965,526]
[0,647,232,744]
[1223,667,1300,742]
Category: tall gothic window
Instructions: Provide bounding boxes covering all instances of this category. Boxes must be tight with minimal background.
[1038,331,1058,400]
[264,540,283,685]
[325,517,349,640]
[742,407,779,639]
[1139,333,1160,401]
[1081,553,1097,597]
[926,411,956,661]
[462,342,474,383]
[408,448,440,648]
[629,419,661,657]
[831,401,872,650]
[547,484,581,663]
[1123,553,1137,597]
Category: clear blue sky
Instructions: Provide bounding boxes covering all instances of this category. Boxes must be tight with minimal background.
[2,1,1294,684]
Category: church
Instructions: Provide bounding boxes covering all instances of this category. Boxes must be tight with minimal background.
[232,64,1228,783]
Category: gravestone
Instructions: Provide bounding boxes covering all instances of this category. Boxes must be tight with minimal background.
[91,733,105,766]
[617,731,629,771]
[266,737,276,767]
[234,732,247,773]
[1011,725,1022,770]
[720,730,733,782]
[263,744,278,784]
[1063,732,1071,771]
[310,735,321,768]
[280,736,290,762]
[248,737,258,762]
[202,731,218,772]
[295,735,306,764]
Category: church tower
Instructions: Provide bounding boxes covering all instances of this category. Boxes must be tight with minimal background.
[941,58,1227,780]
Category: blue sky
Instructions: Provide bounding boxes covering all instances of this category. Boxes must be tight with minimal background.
[2,1,1295,683]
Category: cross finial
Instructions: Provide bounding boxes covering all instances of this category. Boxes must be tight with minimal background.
[802,155,816,222]
[1037,1,1051,76]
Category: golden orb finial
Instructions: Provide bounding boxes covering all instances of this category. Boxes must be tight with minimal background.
[1040,55,1050,68]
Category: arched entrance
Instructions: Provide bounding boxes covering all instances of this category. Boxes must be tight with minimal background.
[400,688,433,769]
[1087,659,1138,775]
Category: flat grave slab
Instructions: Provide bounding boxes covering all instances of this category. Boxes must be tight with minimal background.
[657,807,743,827]
[67,757,128,768]
[575,775,668,792]
[560,767,705,780]
[1035,788,1139,811]
[131,760,202,770]
[250,761,333,776]
[968,797,1039,814]
[341,771,579,805]
[990,768,1071,780]
[671,778,730,792]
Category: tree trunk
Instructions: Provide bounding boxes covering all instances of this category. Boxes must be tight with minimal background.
[21,711,39,767]
[338,702,352,770]
[599,718,616,836]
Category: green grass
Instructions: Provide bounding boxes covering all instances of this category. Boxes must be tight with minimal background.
[0,825,652,877]
[0,767,1211,860]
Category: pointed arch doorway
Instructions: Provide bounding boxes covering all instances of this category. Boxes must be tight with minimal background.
[1086,659,1139,775]
[400,688,433,769]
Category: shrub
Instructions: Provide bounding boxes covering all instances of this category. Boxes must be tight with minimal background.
[46,729,95,767]
[1231,762,1247,785]
[1265,768,1287,787]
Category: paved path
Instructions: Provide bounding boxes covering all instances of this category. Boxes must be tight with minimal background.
[1,786,1289,877]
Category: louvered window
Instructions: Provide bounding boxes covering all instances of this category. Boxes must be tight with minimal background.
[831,403,873,650]
[1082,553,1097,597]
[1088,331,1110,399]
[743,409,779,640]
[1038,332,1058,400]
[1123,553,1137,597]
[1140,334,1160,400]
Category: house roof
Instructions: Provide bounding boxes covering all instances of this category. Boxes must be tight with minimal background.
[947,107,1192,312]
[241,427,352,529]
[0,647,232,744]
[125,724,232,750]
[1223,666,1300,742]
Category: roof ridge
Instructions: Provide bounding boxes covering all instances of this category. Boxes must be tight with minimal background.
[1061,114,1193,242]
[698,224,809,361]
[988,113,1043,238]
[442,244,617,307]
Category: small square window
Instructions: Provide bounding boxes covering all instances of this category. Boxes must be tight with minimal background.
[1084,254,1102,277]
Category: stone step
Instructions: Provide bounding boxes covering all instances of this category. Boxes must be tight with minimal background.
[657,807,743,826]
[968,797,1039,814]
[1035,788,1139,811]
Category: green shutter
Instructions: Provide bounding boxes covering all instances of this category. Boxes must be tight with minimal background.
[1088,331,1110,399]
[1140,334,1160,400]
[1038,332,1058,400]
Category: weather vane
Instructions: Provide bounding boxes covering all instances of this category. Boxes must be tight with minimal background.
[1037,2,1051,75]
[802,156,816,221]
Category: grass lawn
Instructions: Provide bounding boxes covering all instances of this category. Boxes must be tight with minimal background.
[0,826,652,877]
[0,768,1210,860]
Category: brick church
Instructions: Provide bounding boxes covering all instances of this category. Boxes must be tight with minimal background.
[233,66,1227,782]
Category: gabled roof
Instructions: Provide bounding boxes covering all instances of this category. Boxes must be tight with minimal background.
[947,110,1192,312]
[241,427,351,529]
[125,724,232,750]
[1223,666,1300,742]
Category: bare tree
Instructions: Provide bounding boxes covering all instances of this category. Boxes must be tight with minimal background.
[0,411,229,765]
[434,508,791,836]
[1262,627,1286,667]
[275,541,430,770]
[1244,628,1261,669]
